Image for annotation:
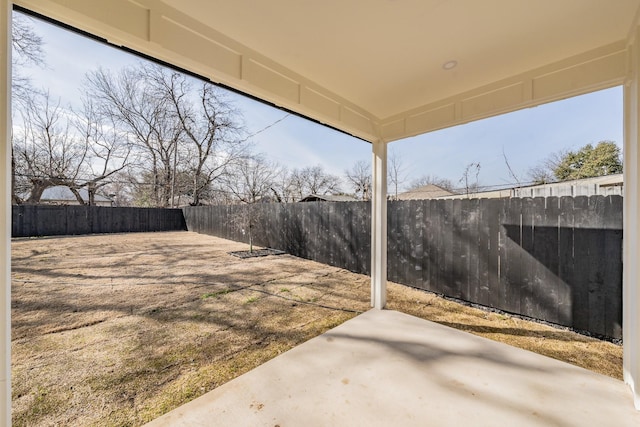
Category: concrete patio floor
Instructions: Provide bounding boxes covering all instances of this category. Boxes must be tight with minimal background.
[146,309,639,426]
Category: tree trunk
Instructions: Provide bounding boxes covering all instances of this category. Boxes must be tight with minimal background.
[11,148,19,204]
[88,182,96,206]
[26,181,46,204]
[69,187,87,205]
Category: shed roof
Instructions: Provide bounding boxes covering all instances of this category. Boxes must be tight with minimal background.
[23,186,112,203]
[396,184,454,200]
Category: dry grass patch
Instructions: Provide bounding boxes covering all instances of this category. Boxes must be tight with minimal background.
[12,231,622,426]
[386,285,622,379]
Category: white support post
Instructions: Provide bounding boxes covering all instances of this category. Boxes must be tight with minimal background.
[624,24,640,410]
[371,140,387,309]
[0,0,11,423]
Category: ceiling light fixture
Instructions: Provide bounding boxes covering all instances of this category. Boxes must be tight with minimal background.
[442,60,458,70]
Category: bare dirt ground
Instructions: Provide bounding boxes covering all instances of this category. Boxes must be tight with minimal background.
[11,231,623,426]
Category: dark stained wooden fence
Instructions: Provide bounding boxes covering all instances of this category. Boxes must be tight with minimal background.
[184,195,623,340]
[183,202,372,274]
[12,205,187,237]
[387,196,623,340]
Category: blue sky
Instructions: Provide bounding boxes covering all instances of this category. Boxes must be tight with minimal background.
[19,12,623,192]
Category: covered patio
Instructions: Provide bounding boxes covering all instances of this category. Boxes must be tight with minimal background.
[147,309,640,426]
[2,0,640,423]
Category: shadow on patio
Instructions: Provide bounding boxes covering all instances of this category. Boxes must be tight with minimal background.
[146,309,639,427]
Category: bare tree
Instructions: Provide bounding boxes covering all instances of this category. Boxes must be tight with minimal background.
[13,90,132,205]
[387,150,408,200]
[527,149,569,184]
[73,97,132,204]
[502,147,522,187]
[11,12,45,107]
[287,165,342,201]
[528,164,555,185]
[222,155,281,251]
[11,12,46,203]
[13,91,88,203]
[99,174,133,206]
[459,162,481,197]
[85,64,251,207]
[85,65,184,207]
[268,166,295,203]
[224,154,280,204]
[344,160,371,200]
[144,65,247,206]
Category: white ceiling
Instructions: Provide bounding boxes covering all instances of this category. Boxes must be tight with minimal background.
[14,0,640,141]
[164,0,640,119]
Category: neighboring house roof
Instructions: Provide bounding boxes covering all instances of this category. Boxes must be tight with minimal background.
[597,173,624,187]
[438,189,513,200]
[299,194,358,202]
[512,173,624,198]
[22,186,112,204]
[439,173,624,200]
[396,184,454,200]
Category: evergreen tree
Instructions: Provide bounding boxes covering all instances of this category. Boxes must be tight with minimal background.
[553,141,622,181]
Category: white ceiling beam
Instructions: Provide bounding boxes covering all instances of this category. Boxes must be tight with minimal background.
[14,0,634,146]
[381,42,627,142]
[13,0,381,142]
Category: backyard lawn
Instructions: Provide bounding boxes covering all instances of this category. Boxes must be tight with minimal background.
[11,231,623,426]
